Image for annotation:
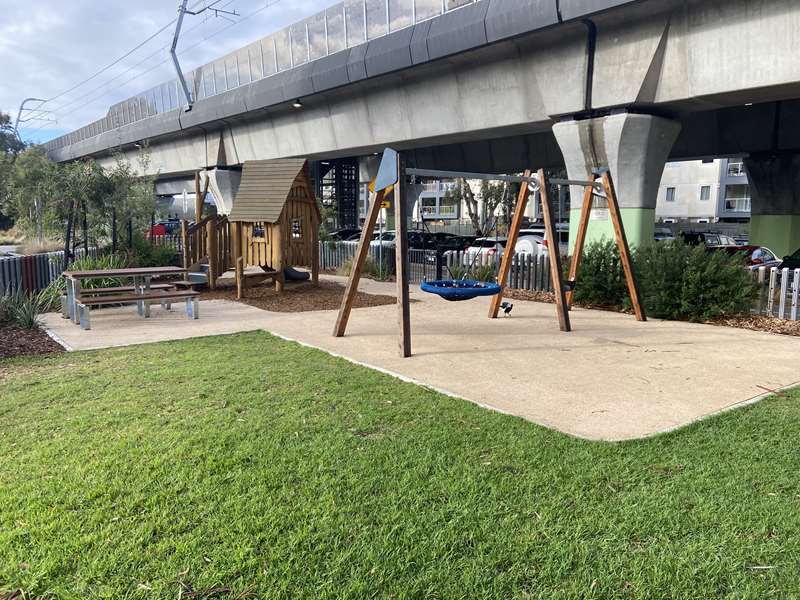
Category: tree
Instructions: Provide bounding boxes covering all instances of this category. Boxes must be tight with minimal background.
[444,179,516,236]
[0,111,25,155]
[0,110,26,230]
[6,147,59,243]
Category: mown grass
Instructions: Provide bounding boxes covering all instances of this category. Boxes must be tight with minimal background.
[1,331,799,599]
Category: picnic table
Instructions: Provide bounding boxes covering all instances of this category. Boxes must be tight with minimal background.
[62,266,197,329]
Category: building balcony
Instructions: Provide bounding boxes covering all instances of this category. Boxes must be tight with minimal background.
[724,197,751,213]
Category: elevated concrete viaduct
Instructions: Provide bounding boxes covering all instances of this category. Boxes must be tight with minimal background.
[46,0,800,255]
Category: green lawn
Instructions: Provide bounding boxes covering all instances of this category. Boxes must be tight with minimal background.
[1,332,799,599]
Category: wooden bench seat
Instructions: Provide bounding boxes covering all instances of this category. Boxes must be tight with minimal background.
[78,283,175,297]
[76,290,201,330]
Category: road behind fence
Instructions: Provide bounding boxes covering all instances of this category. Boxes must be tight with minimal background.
[0,247,101,296]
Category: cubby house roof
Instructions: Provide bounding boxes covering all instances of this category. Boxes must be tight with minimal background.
[228,158,314,223]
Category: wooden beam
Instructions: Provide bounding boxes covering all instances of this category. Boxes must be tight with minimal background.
[233,222,243,299]
[332,189,385,337]
[489,169,532,319]
[565,184,595,309]
[539,169,572,332]
[395,153,411,357]
[180,219,189,270]
[602,170,646,322]
[206,218,217,290]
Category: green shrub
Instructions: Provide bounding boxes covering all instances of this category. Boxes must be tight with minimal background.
[570,238,757,321]
[636,241,757,322]
[123,233,179,268]
[337,256,392,281]
[570,239,628,307]
[0,289,45,329]
[446,260,496,282]
[40,253,131,311]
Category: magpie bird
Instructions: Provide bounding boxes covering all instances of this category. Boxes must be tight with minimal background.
[500,301,514,317]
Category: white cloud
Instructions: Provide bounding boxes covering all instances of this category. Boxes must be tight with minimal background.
[0,0,332,142]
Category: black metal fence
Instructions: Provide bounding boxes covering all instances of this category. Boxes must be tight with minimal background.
[318,242,553,292]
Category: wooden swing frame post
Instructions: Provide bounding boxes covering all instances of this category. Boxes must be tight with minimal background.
[490,169,571,331]
[565,170,646,322]
[333,188,387,338]
[489,170,532,319]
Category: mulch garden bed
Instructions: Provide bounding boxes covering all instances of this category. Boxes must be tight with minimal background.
[504,289,800,337]
[0,324,64,360]
[201,280,397,313]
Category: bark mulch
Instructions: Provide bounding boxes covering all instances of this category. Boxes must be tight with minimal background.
[504,289,800,337]
[710,314,800,337]
[201,280,397,313]
[0,324,64,360]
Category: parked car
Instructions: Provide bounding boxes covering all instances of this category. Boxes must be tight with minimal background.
[370,230,396,248]
[681,232,738,247]
[710,245,782,270]
[452,237,508,265]
[514,234,548,258]
[654,227,675,242]
[147,219,182,237]
[517,224,570,255]
[328,228,362,241]
[779,247,800,270]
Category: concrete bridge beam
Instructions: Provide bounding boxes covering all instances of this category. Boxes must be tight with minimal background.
[553,112,681,251]
[744,154,800,258]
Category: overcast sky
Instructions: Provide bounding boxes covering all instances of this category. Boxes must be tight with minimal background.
[0,0,330,143]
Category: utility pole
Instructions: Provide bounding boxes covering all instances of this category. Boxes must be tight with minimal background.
[171,0,240,112]
[14,98,50,141]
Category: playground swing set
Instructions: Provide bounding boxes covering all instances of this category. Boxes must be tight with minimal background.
[333,147,645,358]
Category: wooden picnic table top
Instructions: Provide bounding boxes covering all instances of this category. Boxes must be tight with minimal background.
[63,266,187,279]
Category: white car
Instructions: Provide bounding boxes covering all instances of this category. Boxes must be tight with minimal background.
[456,237,508,266]
[518,226,570,255]
[514,234,548,258]
[370,231,396,248]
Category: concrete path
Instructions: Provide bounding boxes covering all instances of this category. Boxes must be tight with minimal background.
[41,276,799,441]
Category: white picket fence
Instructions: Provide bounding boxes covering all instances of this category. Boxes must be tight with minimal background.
[753,266,800,321]
[0,247,101,296]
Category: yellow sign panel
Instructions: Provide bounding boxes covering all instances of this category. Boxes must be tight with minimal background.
[369,179,394,197]
[380,200,391,209]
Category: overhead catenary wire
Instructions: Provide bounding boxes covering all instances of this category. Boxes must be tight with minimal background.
[23,0,233,126]
[27,0,284,135]
[29,0,240,123]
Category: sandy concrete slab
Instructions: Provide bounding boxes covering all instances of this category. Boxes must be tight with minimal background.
[42,276,799,441]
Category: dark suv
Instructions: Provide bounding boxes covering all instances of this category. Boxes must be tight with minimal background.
[779,248,800,270]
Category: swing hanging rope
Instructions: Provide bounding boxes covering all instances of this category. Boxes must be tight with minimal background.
[417,173,534,301]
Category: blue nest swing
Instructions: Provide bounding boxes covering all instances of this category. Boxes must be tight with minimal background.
[420,279,502,302]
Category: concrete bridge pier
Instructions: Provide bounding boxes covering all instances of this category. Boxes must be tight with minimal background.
[553,113,681,252]
[744,154,800,258]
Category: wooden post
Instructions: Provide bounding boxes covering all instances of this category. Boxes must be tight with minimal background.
[490,169,532,319]
[236,257,245,299]
[207,218,217,290]
[181,219,189,270]
[395,153,411,358]
[602,170,646,322]
[311,215,320,286]
[232,221,244,299]
[273,223,284,292]
[333,189,385,337]
[539,169,572,332]
[565,184,595,309]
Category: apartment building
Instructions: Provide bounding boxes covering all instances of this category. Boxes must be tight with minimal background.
[657,159,751,224]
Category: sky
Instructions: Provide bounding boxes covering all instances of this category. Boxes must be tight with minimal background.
[0,0,331,144]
